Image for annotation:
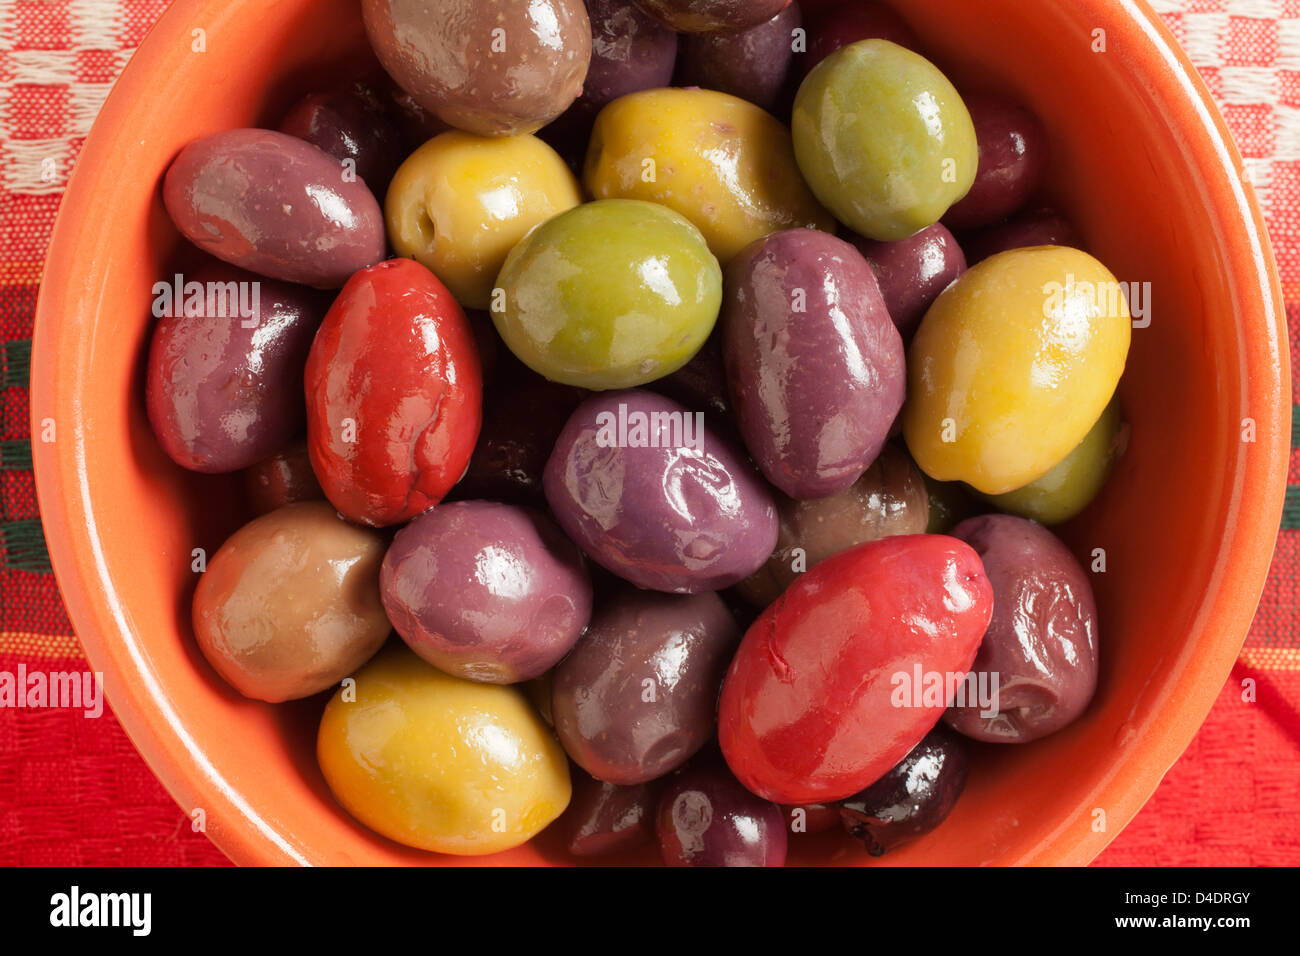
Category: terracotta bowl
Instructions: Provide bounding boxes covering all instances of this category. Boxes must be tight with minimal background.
[31,0,1289,865]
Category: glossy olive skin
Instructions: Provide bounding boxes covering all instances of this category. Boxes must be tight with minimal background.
[946,515,1099,743]
[385,131,582,310]
[583,0,679,110]
[852,223,967,341]
[983,399,1126,525]
[677,3,801,111]
[792,40,977,241]
[452,368,585,505]
[962,206,1083,264]
[552,588,739,784]
[635,0,791,34]
[544,389,779,593]
[362,0,591,137]
[146,262,327,474]
[903,246,1131,495]
[584,88,835,263]
[380,501,593,684]
[162,129,385,289]
[723,229,905,500]
[657,756,787,867]
[493,199,722,390]
[278,79,404,195]
[243,439,325,516]
[942,93,1049,232]
[795,1,920,81]
[563,771,660,857]
[737,444,930,607]
[840,723,969,855]
[192,502,390,703]
[304,258,483,527]
[718,535,993,804]
[317,645,571,855]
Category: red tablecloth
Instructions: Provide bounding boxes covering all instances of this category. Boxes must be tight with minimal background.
[1,0,1297,866]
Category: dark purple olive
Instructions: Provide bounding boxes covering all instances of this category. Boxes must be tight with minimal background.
[552,587,740,785]
[243,439,326,515]
[453,367,584,505]
[795,1,919,81]
[564,771,659,857]
[852,222,967,341]
[650,331,730,419]
[677,3,801,111]
[145,261,328,473]
[839,723,969,856]
[945,514,1099,743]
[657,756,787,867]
[960,206,1084,264]
[942,92,1049,232]
[163,129,387,289]
[723,229,904,500]
[278,78,404,195]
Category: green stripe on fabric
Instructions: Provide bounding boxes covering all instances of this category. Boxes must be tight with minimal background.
[0,439,32,470]
[1284,487,1300,531]
[0,519,52,573]
[1293,404,1300,450]
[2,338,32,389]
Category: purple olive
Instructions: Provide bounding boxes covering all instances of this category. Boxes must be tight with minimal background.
[723,229,905,500]
[564,771,660,857]
[942,92,1049,232]
[544,389,779,593]
[278,77,404,196]
[380,501,593,684]
[852,222,967,341]
[552,588,740,785]
[676,3,802,111]
[945,514,1099,742]
[162,129,386,288]
[657,756,787,867]
[960,206,1084,264]
[840,723,969,855]
[145,261,328,473]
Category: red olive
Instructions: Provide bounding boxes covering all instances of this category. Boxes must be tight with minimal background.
[304,258,482,527]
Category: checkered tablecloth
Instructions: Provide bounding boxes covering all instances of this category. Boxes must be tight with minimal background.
[1,0,1297,866]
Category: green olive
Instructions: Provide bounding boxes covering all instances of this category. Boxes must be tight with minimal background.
[491,199,722,390]
[792,39,978,241]
[981,400,1126,525]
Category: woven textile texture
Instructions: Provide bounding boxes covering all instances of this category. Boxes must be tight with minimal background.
[1,0,1298,867]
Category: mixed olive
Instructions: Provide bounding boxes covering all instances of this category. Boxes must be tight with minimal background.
[147,0,1131,866]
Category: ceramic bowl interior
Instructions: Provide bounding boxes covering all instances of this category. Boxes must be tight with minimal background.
[31,0,1289,865]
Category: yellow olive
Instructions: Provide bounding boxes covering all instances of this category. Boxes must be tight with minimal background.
[317,645,571,856]
[582,88,835,263]
[385,131,582,309]
[903,246,1131,495]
